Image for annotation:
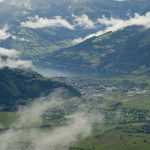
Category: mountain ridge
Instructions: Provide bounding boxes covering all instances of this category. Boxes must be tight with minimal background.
[37,26,150,76]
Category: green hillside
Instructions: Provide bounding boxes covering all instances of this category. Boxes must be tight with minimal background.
[0,68,80,111]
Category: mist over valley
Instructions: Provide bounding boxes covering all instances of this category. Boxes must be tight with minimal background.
[0,0,150,150]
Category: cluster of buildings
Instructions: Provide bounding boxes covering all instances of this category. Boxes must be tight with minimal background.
[51,77,146,97]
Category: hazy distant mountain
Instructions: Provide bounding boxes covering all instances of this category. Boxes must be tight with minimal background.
[38,26,150,76]
[0,0,150,56]
[0,68,80,111]
[1,0,150,22]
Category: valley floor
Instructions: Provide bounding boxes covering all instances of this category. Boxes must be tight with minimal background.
[0,76,150,150]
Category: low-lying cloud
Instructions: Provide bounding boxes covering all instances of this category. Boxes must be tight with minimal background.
[21,15,75,30]
[97,12,150,31]
[21,14,96,30]
[74,12,150,43]
[0,27,10,40]
[0,90,102,150]
[0,0,4,3]
[73,14,95,29]
[0,0,31,9]
[0,47,32,69]
[114,0,127,2]
[0,47,19,58]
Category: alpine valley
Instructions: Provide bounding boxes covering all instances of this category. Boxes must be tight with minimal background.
[0,1,150,150]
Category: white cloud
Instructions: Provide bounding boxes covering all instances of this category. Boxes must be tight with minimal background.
[73,14,95,29]
[74,12,150,43]
[0,47,32,69]
[0,59,32,69]
[21,15,75,30]
[0,47,19,58]
[0,0,32,9]
[97,12,150,31]
[0,0,5,3]
[114,0,126,1]
[21,14,96,30]
[0,27,10,40]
